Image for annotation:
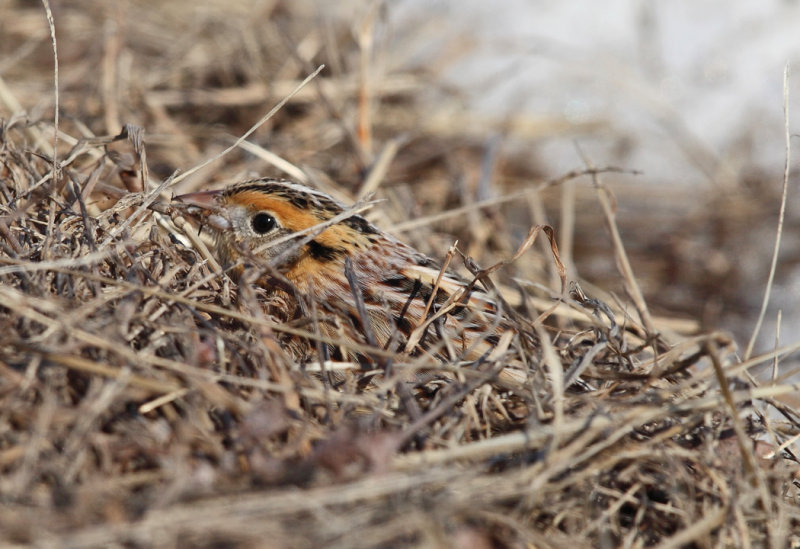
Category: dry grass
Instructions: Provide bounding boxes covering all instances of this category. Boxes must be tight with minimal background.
[1,1,800,547]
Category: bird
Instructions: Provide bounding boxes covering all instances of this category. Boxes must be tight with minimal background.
[173,178,525,364]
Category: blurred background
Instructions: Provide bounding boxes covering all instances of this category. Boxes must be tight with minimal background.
[3,0,800,356]
[389,0,800,355]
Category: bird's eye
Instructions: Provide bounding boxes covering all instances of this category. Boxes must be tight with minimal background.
[251,212,277,234]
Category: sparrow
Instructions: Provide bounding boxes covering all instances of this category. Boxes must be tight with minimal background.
[174,178,521,363]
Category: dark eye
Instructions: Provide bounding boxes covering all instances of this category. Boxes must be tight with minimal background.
[251,212,277,234]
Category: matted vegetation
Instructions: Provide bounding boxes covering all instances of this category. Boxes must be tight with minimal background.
[1,1,799,547]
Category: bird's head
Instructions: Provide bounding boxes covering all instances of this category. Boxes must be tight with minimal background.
[174,179,380,275]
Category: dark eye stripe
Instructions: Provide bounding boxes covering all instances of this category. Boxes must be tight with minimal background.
[306,240,344,262]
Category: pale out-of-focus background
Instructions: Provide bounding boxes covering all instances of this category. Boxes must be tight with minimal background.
[394,0,799,186]
[386,0,800,355]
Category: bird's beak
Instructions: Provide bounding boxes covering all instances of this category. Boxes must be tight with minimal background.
[173,189,231,231]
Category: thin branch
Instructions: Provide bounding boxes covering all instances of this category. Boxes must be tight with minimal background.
[745,65,791,360]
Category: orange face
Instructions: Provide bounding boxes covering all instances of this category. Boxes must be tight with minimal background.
[174,178,516,362]
[174,179,381,283]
